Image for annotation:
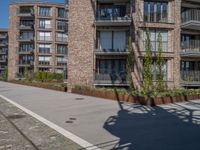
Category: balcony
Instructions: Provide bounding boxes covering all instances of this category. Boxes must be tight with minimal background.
[95,48,129,56]
[180,71,200,87]
[0,50,7,54]
[0,42,7,47]
[181,40,200,57]
[18,60,34,67]
[94,71,129,86]
[18,36,34,42]
[19,23,34,30]
[181,9,200,30]
[96,16,131,26]
[56,37,68,43]
[0,34,8,39]
[18,49,34,55]
[0,58,7,63]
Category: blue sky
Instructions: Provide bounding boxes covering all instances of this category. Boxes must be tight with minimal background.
[0,0,64,28]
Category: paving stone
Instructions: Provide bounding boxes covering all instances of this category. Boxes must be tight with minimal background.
[0,97,82,150]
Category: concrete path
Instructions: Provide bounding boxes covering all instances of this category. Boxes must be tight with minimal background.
[0,81,200,150]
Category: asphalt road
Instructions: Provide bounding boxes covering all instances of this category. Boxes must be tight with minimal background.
[0,81,200,150]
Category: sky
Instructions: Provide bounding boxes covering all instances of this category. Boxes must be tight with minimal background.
[0,0,64,28]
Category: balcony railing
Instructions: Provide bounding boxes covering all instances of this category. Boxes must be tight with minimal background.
[0,58,6,62]
[18,36,34,41]
[18,60,33,66]
[182,9,200,23]
[0,34,8,39]
[0,42,7,47]
[95,48,129,55]
[56,37,68,42]
[181,40,200,56]
[19,23,34,30]
[94,71,128,86]
[38,61,50,66]
[181,71,200,86]
[96,15,131,26]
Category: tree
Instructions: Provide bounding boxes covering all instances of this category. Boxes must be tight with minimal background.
[156,32,165,92]
[143,28,153,93]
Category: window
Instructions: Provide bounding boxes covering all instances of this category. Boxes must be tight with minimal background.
[144,1,168,23]
[144,29,168,52]
[57,8,67,18]
[39,7,51,17]
[57,44,67,54]
[38,44,51,53]
[99,31,126,51]
[57,20,67,30]
[38,32,51,41]
[56,32,67,42]
[19,43,34,52]
[39,56,51,65]
[39,19,51,29]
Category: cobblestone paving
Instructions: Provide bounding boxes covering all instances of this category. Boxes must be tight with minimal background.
[0,97,82,150]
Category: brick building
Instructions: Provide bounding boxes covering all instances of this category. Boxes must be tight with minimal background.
[67,0,200,90]
[8,1,68,80]
[0,29,8,76]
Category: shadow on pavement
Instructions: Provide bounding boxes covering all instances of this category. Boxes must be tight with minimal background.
[103,93,200,150]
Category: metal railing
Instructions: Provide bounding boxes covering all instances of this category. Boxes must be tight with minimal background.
[95,48,129,54]
[181,40,200,53]
[96,15,131,22]
[182,9,200,23]
[94,70,128,85]
[181,71,200,84]
[56,37,68,42]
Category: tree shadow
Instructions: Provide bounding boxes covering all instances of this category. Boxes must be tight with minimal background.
[103,98,200,150]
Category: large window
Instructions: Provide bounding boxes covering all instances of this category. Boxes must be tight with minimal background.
[57,44,67,54]
[38,56,51,65]
[39,7,51,17]
[19,43,34,52]
[144,1,168,23]
[144,29,168,52]
[99,31,126,51]
[38,32,51,41]
[57,8,67,18]
[38,44,51,53]
[56,32,67,42]
[39,19,51,29]
[57,20,67,30]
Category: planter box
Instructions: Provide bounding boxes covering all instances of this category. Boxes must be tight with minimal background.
[72,87,200,106]
[10,81,67,92]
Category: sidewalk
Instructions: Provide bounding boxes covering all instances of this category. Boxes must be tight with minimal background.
[0,97,82,150]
